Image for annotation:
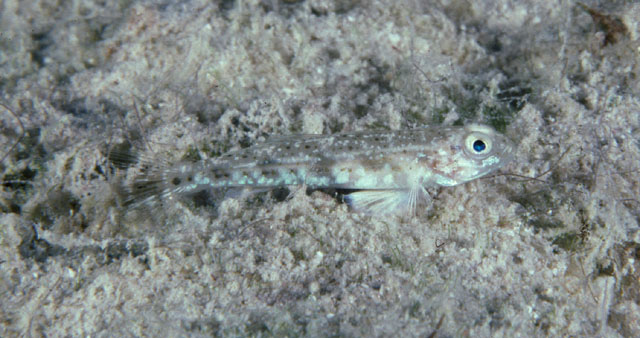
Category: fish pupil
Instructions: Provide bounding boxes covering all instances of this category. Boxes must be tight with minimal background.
[472,140,486,152]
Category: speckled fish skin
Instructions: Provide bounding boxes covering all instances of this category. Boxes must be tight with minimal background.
[126,124,514,214]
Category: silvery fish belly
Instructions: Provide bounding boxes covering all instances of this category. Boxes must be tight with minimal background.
[121,124,514,214]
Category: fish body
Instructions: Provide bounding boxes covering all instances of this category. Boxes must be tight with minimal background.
[122,124,514,214]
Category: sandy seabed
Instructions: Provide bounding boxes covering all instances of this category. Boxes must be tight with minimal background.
[1,0,640,336]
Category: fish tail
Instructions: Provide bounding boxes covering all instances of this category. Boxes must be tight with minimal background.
[108,149,200,209]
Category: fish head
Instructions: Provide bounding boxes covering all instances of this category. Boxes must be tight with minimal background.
[431,124,515,186]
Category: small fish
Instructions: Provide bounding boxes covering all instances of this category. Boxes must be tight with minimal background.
[113,124,514,214]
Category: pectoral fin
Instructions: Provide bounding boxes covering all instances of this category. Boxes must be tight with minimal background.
[344,187,428,215]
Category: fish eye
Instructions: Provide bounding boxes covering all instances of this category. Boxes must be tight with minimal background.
[472,139,486,152]
[465,133,492,156]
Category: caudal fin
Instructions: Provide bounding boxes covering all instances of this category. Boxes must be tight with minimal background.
[108,149,180,209]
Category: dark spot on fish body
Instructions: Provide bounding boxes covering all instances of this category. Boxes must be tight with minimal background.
[259,157,276,165]
[172,177,182,185]
[428,158,440,168]
[212,169,225,179]
[265,169,278,177]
